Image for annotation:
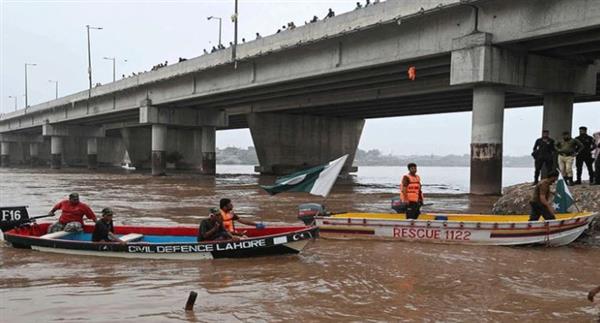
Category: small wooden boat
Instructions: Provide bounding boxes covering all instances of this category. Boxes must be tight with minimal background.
[298,204,596,246]
[3,222,318,260]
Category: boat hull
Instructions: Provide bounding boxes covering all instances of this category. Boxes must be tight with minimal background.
[4,223,318,260]
[316,212,596,247]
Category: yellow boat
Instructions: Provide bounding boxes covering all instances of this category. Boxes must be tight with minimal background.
[299,205,597,246]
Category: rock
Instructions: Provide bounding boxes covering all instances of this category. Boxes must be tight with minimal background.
[492,181,600,242]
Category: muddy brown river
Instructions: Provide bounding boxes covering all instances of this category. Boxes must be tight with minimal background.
[1,167,599,322]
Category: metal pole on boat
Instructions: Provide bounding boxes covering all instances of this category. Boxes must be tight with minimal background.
[185,291,198,311]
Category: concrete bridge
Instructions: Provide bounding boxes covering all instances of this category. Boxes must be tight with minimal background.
[1,0,599,194]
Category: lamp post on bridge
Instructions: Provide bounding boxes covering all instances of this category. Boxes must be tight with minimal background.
[102,57,127,82]
[24,63,36,108]
[207,16,222,47]
[48,80,59,99]
[86,25,103,97]
[8,96,17,111]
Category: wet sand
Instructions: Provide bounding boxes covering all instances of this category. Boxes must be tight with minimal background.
[1,168,598,322]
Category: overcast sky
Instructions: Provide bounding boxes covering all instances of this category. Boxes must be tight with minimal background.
[2,0,599,156]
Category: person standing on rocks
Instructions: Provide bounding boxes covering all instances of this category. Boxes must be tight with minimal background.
[574,126,595,185]
[531,130,555,185]
[555,131,583,186]
[593,131,600,185]
[528,170,558,221]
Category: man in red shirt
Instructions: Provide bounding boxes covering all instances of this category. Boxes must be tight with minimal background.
[47,193,97,233]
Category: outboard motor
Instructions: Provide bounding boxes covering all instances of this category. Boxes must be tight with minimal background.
[391,197,407,214]
[298,203,326,225]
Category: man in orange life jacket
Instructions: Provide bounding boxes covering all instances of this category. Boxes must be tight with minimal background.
[218,198,265,236]
[400,163,424,220]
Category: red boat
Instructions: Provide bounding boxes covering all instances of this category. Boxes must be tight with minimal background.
[3,222,318,260]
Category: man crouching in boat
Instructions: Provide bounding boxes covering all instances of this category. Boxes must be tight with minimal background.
[47,193,97,233]
[528,170,558,221]
[219,198,265,237]
[197,208,236,242]
[400,163,424,220]
[92,208,123,243]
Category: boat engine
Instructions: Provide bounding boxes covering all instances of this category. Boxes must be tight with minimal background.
[391,197,407,213]
[298,203,326,225]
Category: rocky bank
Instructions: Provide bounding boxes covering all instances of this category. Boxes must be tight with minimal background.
[493,182,600,244]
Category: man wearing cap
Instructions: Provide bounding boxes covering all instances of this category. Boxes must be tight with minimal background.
[47,193,97,233]
[555,131,583,186]
[92,208,123,243]
[574,126,595,185]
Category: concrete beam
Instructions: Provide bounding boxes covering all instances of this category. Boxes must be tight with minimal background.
[451,36,597,95]
[42,124,105,138]
[0,134,44,143]
[139,105,228,128]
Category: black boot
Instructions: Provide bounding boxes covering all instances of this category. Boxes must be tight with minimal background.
[573,177,582,185]
[566,177,574,186]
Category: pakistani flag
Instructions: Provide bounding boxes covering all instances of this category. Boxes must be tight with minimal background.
[261,155,348,197]
[553,173,574,213]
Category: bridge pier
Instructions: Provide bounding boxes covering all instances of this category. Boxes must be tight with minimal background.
[1,142,10,167]
[87,138,98,169]
[248,113,363,175]
[50,136,63,169]
[200,127,216,175]
[542,93,574,139]
[29,142,41,167]
[470,86,505,195]
[151,124,167,176]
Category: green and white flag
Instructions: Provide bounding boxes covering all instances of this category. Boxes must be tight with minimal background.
[261,155,348,197]
[553,173,574,213]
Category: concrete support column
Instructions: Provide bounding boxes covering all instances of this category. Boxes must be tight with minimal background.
[29,143,40,167]
[50,136,63,169]
[248,113,364,175]
[470,86,505,195]
[87,138,98,169]
[201,127,216,175]
[1,142,10,167]
[542,93,574,139]
[151,124,167,176]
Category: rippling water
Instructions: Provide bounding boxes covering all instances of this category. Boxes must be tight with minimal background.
[1,166,598,322]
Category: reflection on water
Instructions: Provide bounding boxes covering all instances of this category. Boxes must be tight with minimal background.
[0,166,598,322]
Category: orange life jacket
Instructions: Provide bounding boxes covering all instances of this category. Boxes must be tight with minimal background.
[400,173,422,203]
[220,209,235,232]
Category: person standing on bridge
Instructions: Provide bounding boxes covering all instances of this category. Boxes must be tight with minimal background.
[400,163,424,220]
[555,131,583,186]
[531,130,555,185]
[574,126,595,185]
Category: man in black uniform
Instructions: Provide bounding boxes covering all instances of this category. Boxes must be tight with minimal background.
[531,130,555,185]
[574,126,595,185]
[92,208,123,243]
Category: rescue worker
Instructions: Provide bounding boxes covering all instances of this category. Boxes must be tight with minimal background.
[47,193,97,233]
[574,126,595,185]
[593,131,600,186]
[531,130,555,185]
[528,170,558,221]
[400,163,424,220]
[218,198,265,236]
[92,208,123,243]
[197,208,234,242]
[555,131,583,186]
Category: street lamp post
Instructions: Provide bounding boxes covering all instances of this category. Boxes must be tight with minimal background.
[8,96,17,111]
[48,80,59,99]
[86,25,103,97]
[207,16,222,47]
[232,0,239,65]
[24,63,36,108]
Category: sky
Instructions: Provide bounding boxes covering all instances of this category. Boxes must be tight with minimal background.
[2,0,599,156]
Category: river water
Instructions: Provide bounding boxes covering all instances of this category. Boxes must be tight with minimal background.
[1,166,598,322]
